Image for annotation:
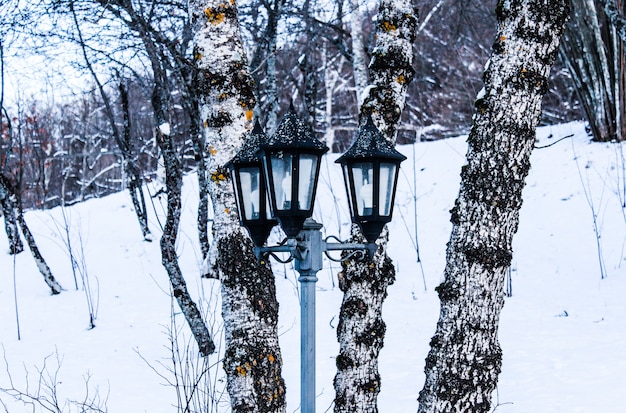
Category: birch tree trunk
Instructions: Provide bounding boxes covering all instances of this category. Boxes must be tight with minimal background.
[189,1,286,411]
[560,0,625,141]
[94,0,217,356]
[16,208,62,295]
[333,1,417,411]
[0,175,61,294]
[119,81,152,241]
[603,0,626,141]
[417,1,570,412]
[71,2,152,240]
[348,0,369,99]
[0,191,23,254]
[265,0,282,134]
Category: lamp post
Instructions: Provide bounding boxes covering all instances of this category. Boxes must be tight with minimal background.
[227,108,405,413]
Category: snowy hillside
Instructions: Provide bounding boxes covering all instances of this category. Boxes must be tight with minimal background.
[1,121,625,412]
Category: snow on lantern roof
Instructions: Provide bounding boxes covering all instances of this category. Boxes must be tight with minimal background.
[262,105,328,154]
[228,120,267,166]
[336,115,407,164]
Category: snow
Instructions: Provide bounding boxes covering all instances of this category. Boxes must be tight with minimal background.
[158,122,171,136]
[1,121,626,412]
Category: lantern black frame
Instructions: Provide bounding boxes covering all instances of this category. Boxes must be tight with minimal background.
[226,121,277,247]
[336,115,407,243]
[259,109,329,238]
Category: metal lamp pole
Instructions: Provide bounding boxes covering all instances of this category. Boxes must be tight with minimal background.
[256,218,374,413]
[294,219,323,413]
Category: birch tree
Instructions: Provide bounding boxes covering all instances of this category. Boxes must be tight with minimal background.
[189,1,286,411]
[417,0,570,412]
[90,0,216,356]
[247,0,284,134]
[560,0,625,141]
[333,0,417,411]
[0,174,62,294]
[348,0,369,99]
[69,1,152,241]
[1,105,23,254]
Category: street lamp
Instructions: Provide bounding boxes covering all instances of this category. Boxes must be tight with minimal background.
[228,108,404,413]
[336,115,407,242]
[226,121,277,247]
[259,107,329,237]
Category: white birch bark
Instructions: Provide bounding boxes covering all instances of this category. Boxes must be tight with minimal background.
[323,46,343,149]
[0,188,23,254]
[348,0,369,98]
[418,1,570,411]
[189,1,286,410]
[334,0,417,411]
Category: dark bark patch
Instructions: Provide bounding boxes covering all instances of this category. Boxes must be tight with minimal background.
[194,66,255,117]
[360,374,381,393]
[334,392,348,410]
[511,67,548,94]
[491,37,506,55]
[459,154,528,211]
[205,110,232,129]
[462,245,513,270]
[342,297,368,318]
[376,2,419,37]
[336,352,355,370]
[495,0,510,22]
[203,3,237,25]
[218,231,279,321]
[356,318,386,347]
[435,280,461,302]
[449,199,461,225]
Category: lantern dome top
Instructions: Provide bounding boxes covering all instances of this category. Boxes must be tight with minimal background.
[227,120,266,166]
[336,115,407,164]
[263,107,329,154]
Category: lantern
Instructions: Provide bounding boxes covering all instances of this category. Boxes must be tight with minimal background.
[336,116,407,242]
[260,108,329,237]
[226,121,277,246]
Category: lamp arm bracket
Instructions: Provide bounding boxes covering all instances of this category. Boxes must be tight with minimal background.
[324,249,365,262]
[323,236,376,261]
[254,238,297,263]
[268,251,295,264]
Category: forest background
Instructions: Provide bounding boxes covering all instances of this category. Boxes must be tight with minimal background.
[0,0,592,212]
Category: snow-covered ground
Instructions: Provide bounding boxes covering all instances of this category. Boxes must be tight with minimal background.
[1,121,625,412]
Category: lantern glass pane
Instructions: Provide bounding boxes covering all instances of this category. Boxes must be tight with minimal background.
[341,164,354,217]
[298,154,318,210]
[231,171,243,219]
[379,162,396,216]
[265,194,273,219]
[270,152,293,210]
[239,167,261,220]
[351,162,374,216]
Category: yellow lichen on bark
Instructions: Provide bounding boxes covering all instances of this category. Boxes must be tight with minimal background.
[381,21,397,32]
[210,169,227,183]
[204,7,225,25]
